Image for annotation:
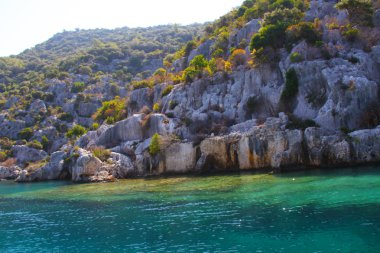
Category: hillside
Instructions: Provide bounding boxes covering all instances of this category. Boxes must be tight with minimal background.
[1,0,380,182]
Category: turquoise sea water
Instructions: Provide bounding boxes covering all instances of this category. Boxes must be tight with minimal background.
[1,166,380,253]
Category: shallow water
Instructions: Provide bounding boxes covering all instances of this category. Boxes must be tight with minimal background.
[1,166,380,252]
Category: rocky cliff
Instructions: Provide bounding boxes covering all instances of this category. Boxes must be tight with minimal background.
[1,0,380,182]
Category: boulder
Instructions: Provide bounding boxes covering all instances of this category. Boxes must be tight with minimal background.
[111,152,136,177]
[71,149,107,182]
[0,166,21,180]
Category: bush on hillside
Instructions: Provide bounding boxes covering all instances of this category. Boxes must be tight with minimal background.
[91,146,111,162]
[71,82,86,93]
[286,22,321,45]
[93,96,127,123]
[18,128,33,141]
[229,49,248,67]
[66,125,87,138]
[336,0,374,27]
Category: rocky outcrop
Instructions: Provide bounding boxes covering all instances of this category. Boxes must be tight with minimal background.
[96,114,178,148]
[0,166,21,180]
[15,151,66,182]
[12,145,48,164]
[349,127,380,163]
[164,142,197,173]
[0,118,26,139]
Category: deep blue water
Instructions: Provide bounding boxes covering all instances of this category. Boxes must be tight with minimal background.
[1,166,380,252]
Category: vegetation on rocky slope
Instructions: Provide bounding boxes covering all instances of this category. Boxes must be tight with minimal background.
[0,0,380,180]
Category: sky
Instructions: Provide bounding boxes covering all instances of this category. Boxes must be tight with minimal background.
[0,0,244,57]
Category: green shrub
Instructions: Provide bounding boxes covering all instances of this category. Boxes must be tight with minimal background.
[290,52,304,63]
[229,49,247,67]
[41,135,49,150]
[250,23,288,51]
[281,68,299,101]
[93,97,127,123]
[153,103,161,112]
[336,0,374,26]
[161,85,174,97]
[0,151,7,162]
[149,133,160,156]
[109,83,120,96]
[106,116,115,124]
[18,128,33,140]
[189,55,209,71]
[169,100,178,110]
[66,125,87,138]
[92,146,111,162]
[27,140,43,150]
[0,137,14,150]
[184,41,197,58]
[286,22,321,45]
[91,123,99,130]
[342,27,359,42]
[182,66,199,83]
[58,112,74,122]
[261,8,303,27]
[131,80,154,90]
[71,82,86,93]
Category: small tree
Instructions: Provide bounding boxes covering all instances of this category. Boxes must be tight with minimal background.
[189,55,209,71]
[149,133,160,156]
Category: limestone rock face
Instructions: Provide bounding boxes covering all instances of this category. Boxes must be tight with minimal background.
[111,152,136,178]
[12,145,48,164]
[291,57,379,130]
[71,149,106,182]
[0,119,26,139]
[97,114,144,148]
[229,19,261,50]
[0,166,21,180]
[187,39,215,64]
[349,127,380,163]
[129,88,153,114]
[77,102,100,117]
[199,135,240,171]
[15,151,66,182]
[164,142,196,173]
[96,114,177,148]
